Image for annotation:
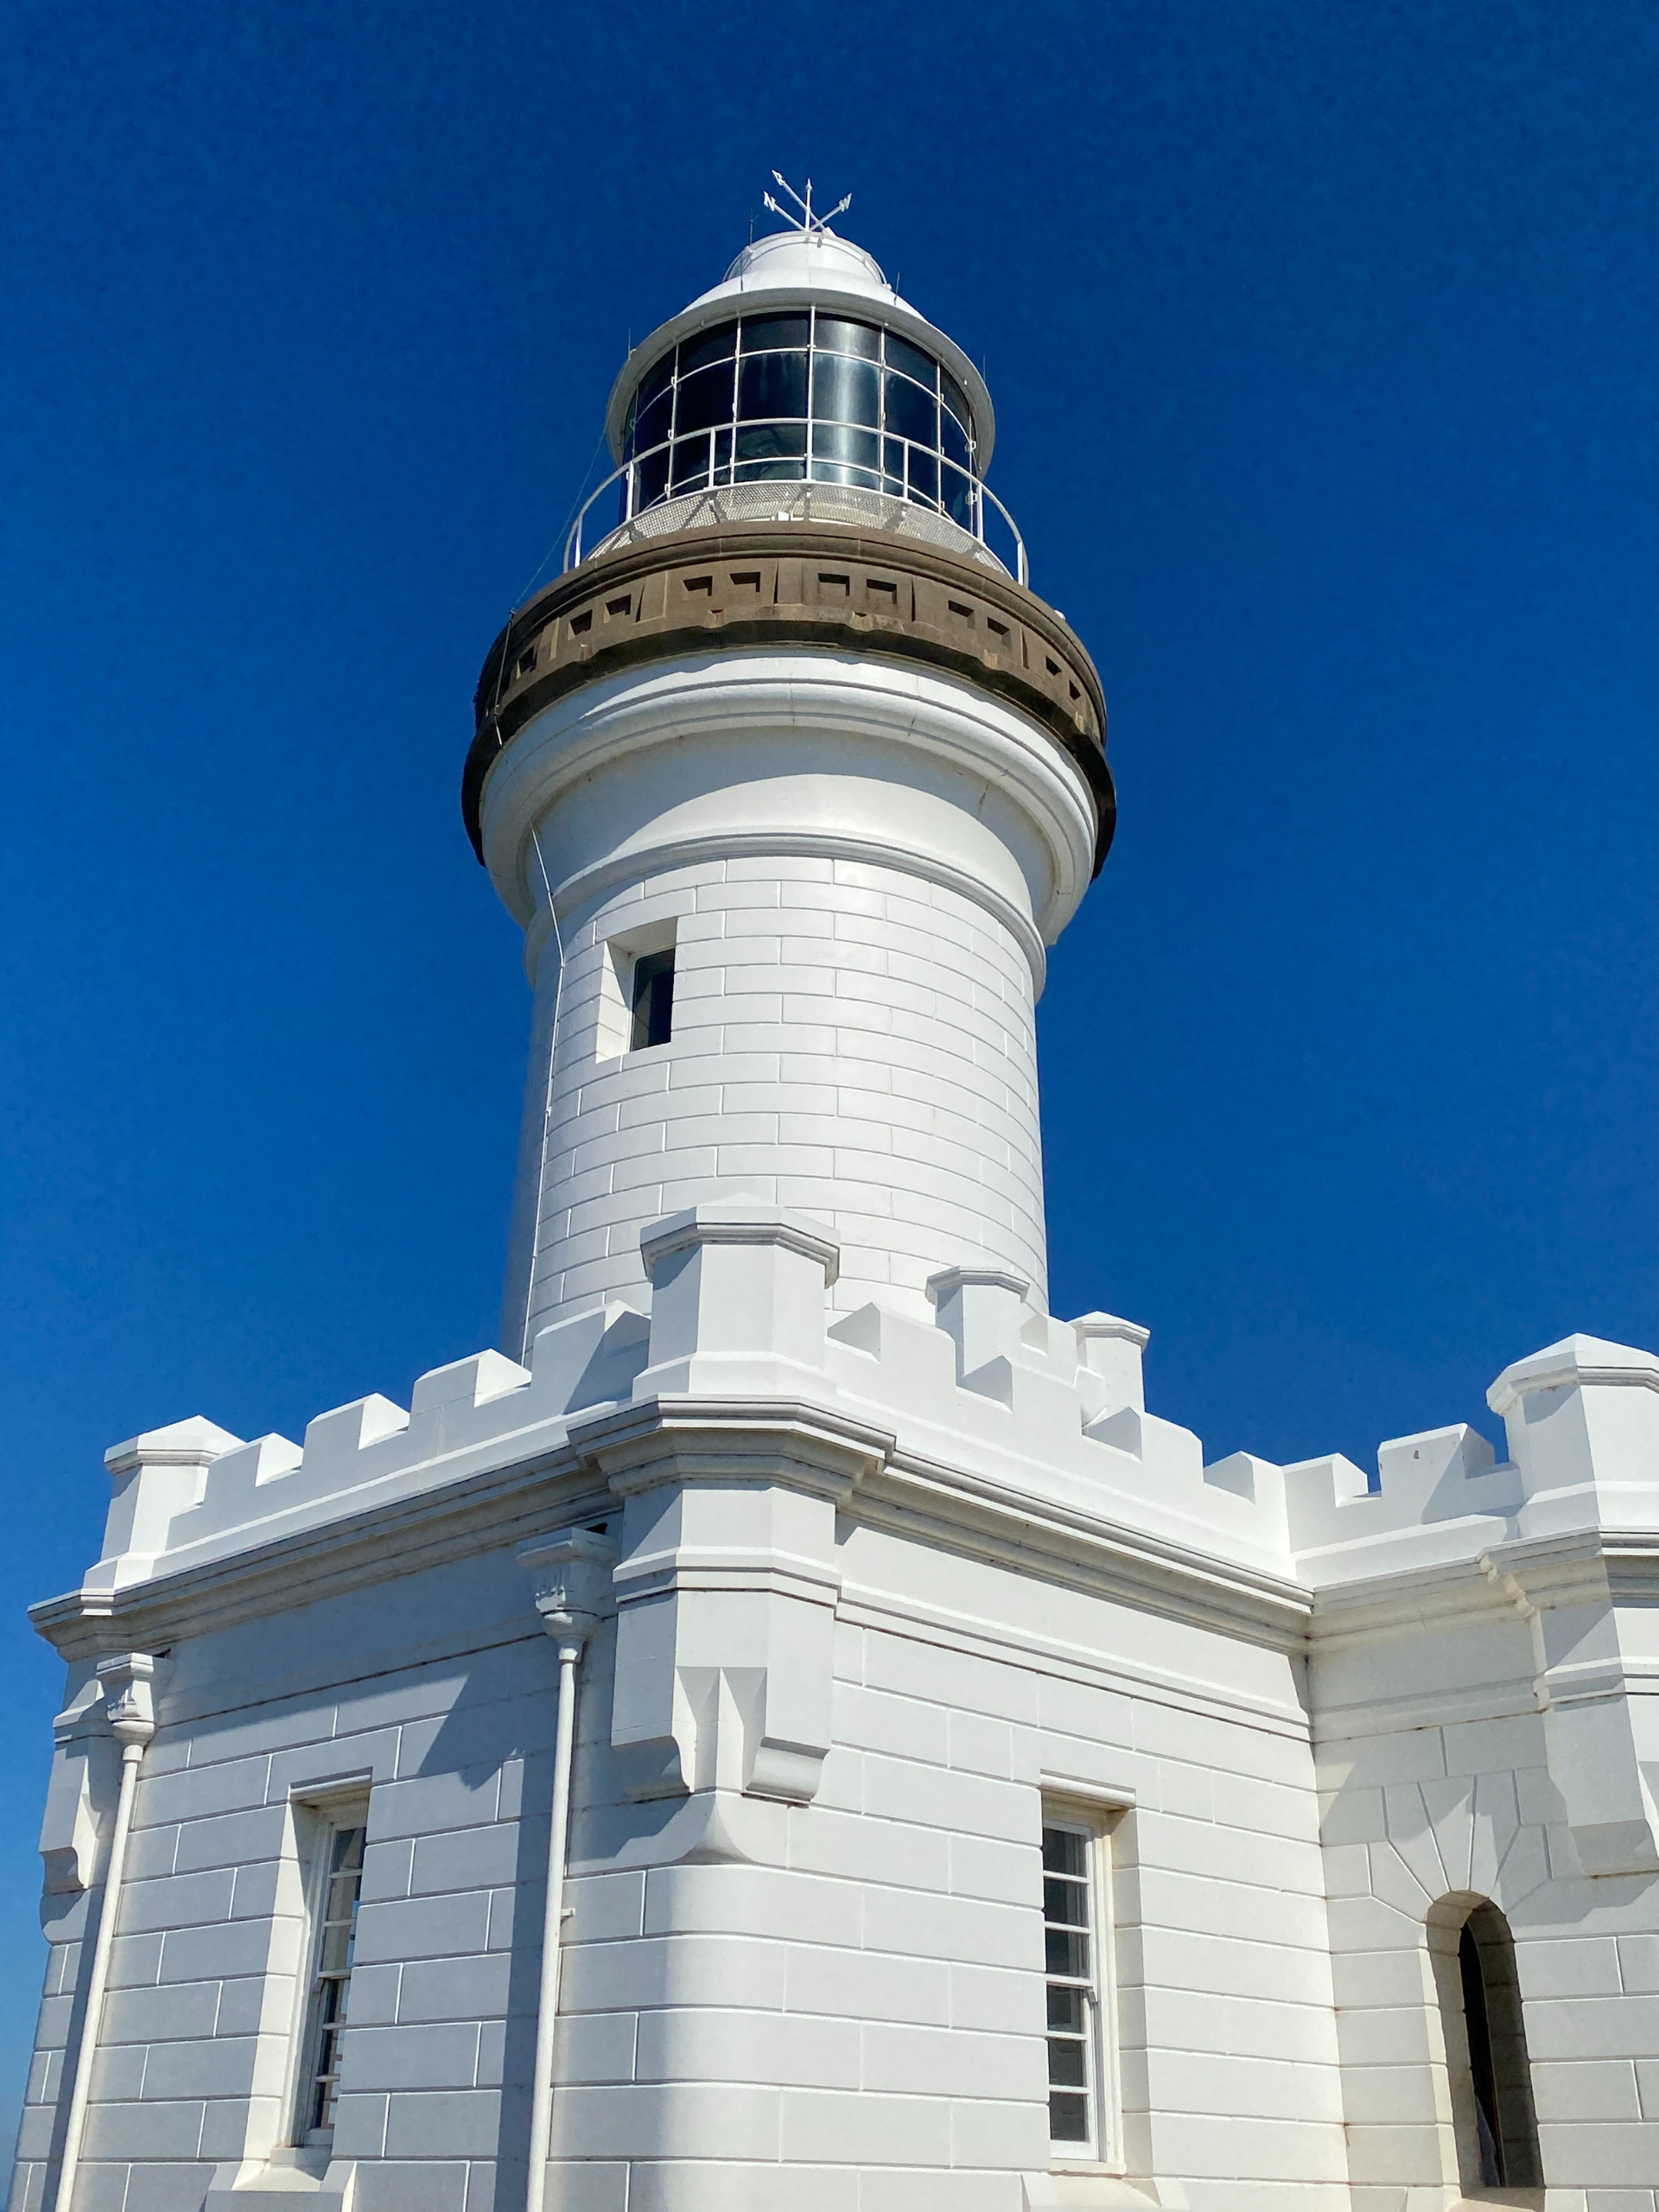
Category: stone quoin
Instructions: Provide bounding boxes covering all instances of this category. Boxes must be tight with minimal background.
[12,184,1659,2212]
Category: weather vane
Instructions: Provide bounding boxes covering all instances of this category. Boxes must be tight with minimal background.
[761,171,851,239]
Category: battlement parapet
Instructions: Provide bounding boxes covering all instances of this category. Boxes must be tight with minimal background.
[49,1238,1659,1628]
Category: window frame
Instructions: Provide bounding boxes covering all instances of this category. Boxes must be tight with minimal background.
[287,1794,371,2152]
[1427,1893,1543,2196]
[1041,1800,1124,2174]
[629,945,676,1052]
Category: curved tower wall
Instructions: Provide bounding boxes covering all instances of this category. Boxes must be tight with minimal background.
[485,643,1096,1350]
[472,222,1111,1354]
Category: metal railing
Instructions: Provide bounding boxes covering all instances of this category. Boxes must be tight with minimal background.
[563,423,1028,586]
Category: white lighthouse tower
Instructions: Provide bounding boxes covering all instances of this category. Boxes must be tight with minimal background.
[16,188,1659,2212]
[466,183,1111,1355]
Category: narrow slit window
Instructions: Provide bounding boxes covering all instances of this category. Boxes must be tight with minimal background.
[1449,1902,1542,2191]
[630,948,675,1050]
[298,1821,366,2143]
[1043,1817,1109,2158]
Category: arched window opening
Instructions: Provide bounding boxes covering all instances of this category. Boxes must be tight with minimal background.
[1448,1901,1542,2193]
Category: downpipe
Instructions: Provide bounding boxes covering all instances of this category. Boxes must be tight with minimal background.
[52,1654,160,2212]
[518,1530,616,2212]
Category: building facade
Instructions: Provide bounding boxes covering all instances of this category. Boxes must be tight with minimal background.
[11,200,1659,2212]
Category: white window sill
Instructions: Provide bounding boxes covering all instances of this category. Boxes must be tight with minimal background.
[201,2156,355,2205]
[1023,2173,1186,2210]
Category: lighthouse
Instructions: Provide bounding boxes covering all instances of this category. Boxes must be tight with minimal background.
[16,188,1659,2212]
[463,181,1112,1357]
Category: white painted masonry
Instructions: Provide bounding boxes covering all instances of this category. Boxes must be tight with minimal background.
[13,216,1659,2212]
[487,650,1092,1349]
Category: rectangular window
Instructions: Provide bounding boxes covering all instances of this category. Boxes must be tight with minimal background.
[1043,1813,1116,2163]
[630,948,675,1050]
[296,1819,367,2143]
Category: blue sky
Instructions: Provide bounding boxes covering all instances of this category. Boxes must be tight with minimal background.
[4,0,1659,2142]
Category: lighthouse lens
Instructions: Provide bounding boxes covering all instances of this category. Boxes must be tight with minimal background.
[812,423,879,470]
[628,389,672,459]
[739,348,808,424]
[636,350,674,408]
[740,312,809,353]
[676,361,736,436]
[817,352,880,428]
[815,315,881,359]
[627,448,670,512]
[610,305,988,545]
[884,331,938,391]
[883,371,938,453]
[678,320,736,375]
[811,352,880,429]
[734,421,807,479]
[671,439,711,492]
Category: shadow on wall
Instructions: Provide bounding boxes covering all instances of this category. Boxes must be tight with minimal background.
[409,1602,701,2193]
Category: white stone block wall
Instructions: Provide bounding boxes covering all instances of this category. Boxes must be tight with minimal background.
[1315,1602,1659,2211]
[543,1523,1350,2212]
[21,1275,1659,2208]
[13,1528,1353,2212]
[10,1553,569,2212]
[508,854,1046,1348]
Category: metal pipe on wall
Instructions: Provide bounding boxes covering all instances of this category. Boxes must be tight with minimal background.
[524,1639,583,2212]
[52,1654,159,2212]
[517,1529,615,2212]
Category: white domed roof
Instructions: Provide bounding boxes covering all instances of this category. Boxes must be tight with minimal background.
[718,227,891,299]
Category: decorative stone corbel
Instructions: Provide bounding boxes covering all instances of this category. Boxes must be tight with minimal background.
[1480,1544,1659,1878]
[519,1525,618,1656]
[574,1395,886,1806]
[39,1674,116,1897]
[1484,1334,1659,1876]
[98,1650,161,1747]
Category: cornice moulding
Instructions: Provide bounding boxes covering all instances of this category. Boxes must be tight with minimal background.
[59,1396,1659,1673]
[30,1443,606,1662]
[862,1447,1310,1649]
[35,1385,1329,1664]
[570,1394,894,1503]
[1306,1526,1659,1648]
